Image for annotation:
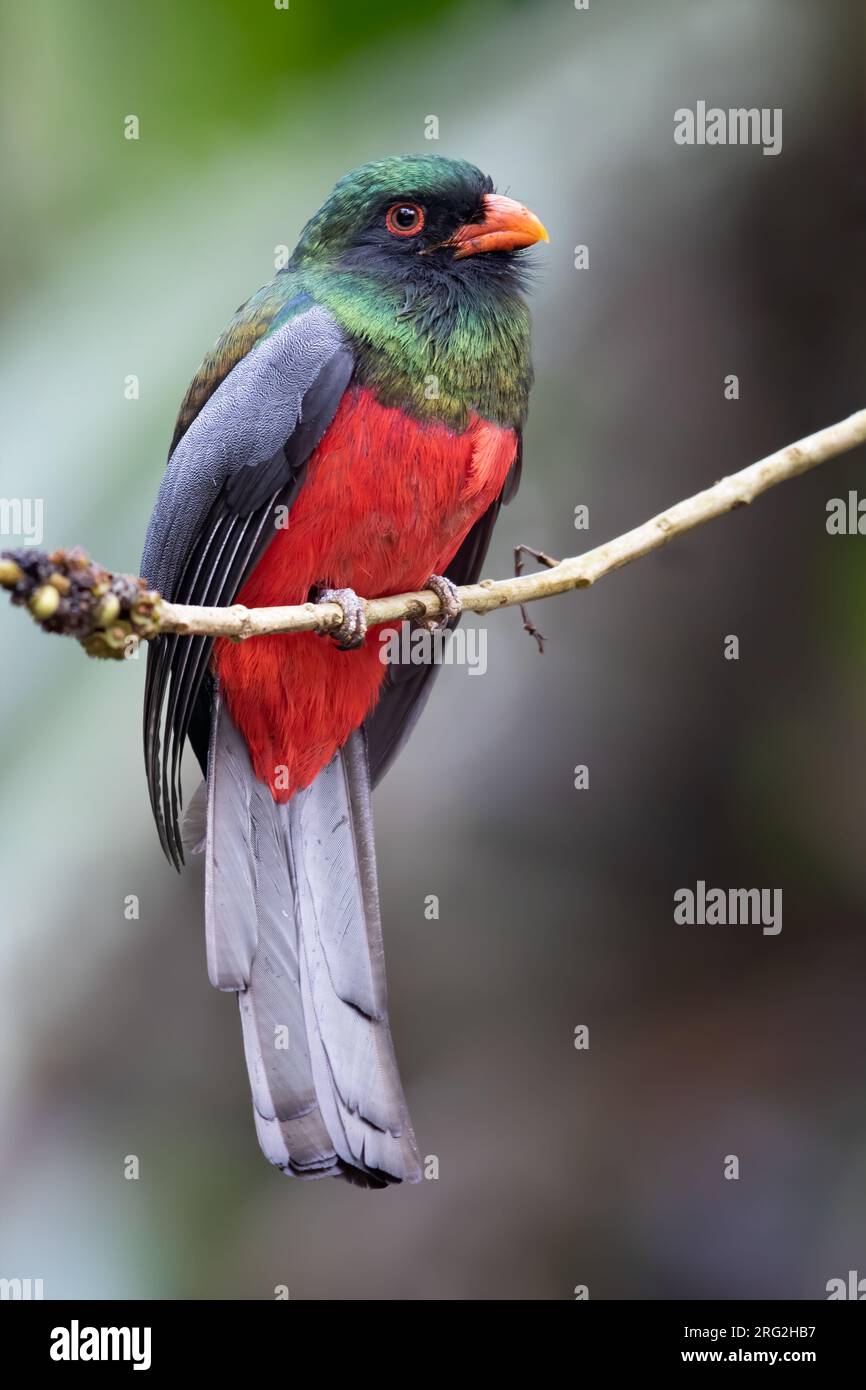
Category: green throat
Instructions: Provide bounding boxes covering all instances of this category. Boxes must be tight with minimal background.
[290,264,533,431]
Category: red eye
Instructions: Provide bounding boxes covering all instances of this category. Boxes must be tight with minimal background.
[385,202,425,237]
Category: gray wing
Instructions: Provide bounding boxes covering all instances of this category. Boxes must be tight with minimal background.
[142,300,354,866]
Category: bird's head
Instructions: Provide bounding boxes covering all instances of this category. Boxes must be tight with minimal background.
[290,154,548,285]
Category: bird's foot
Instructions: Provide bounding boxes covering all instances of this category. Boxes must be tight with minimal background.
[314,585,368,649]
[415,573,462,632]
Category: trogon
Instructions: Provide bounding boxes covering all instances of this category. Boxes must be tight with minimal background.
[141,155,547,1187]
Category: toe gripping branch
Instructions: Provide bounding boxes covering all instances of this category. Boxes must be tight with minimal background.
[315,573,463,648]
[315,586,368,650]
[415,573,462,632]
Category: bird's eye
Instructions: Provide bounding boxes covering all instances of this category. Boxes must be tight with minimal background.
[385,202,425,237]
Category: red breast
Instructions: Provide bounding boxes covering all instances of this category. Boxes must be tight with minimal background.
[215,386,517,797]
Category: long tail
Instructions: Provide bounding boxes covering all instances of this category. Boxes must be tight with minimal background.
[196,685,421,1186]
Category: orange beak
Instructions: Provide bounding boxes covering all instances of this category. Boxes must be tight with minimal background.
[449,193,550,258]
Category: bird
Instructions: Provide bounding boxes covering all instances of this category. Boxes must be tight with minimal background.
[141,155,547,1186]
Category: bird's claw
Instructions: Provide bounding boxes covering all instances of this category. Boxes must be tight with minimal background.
[416,573,462,632]
[315,585,368,649]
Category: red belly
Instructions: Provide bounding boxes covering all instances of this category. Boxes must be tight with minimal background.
[215,386,517,797]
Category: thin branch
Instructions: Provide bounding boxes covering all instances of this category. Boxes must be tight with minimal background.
[2,407,865,658]
[514,543,561,653]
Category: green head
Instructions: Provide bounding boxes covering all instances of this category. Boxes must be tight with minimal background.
[289,155,548,429]
[292,154,547,270]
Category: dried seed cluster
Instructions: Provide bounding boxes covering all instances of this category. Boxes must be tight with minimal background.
[0,547,161,660]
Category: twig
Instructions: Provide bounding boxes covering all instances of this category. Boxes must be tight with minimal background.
[2,407,865,658]
[514,543,560,653]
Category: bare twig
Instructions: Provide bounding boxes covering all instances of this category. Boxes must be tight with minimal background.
[514,543,561,653]
[2,407,865,658]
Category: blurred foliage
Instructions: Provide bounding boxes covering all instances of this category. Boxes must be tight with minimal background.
[0,0,522,295]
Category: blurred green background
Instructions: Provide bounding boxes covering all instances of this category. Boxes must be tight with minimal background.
[1,0,865,1299]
